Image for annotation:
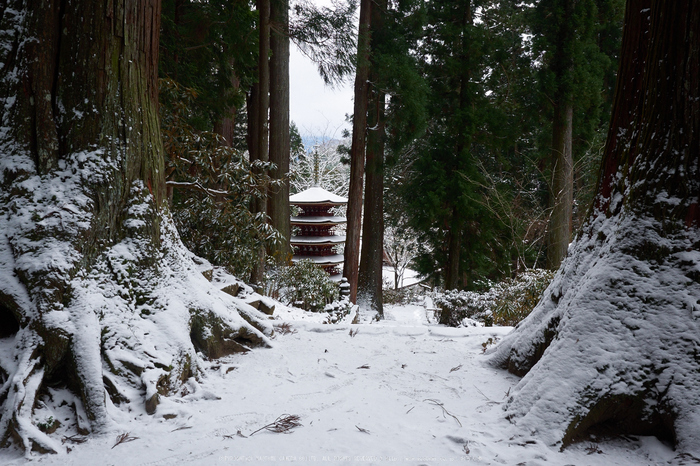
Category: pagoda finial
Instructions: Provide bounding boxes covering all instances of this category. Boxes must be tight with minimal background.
[313,147,321,187]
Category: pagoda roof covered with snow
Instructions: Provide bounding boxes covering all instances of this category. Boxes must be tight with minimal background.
[289,186,347,206]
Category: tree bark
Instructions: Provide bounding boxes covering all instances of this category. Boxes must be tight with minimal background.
[444,210,462,291]
[0,0,270,453]
[490,0,700,454]
[250,0,271,284]
[543,0,576,271]
[443,0,471,292]
[247,83,261,162]
[268,0,291,263]
[214,65,240,147]
[546,102,574,269]
[356,0,386,318]
[343,0,371,303]
[357,72,385,318]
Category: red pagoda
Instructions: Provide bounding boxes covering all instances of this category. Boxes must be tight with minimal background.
[289,186,347,279]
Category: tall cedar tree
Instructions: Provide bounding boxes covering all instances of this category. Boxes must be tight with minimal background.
[268,0,292,263]
[532,0,615,269]
[356,0,387,317]
[250,0,272,285]
[0,0,270,453]
[355,0,427,315]
[490,0,700,453]
[344,0,371,303]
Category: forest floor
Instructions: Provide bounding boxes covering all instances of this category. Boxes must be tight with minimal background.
[1,302,677,465]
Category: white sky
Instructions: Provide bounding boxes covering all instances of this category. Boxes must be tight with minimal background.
[287,0,357,143]
[289,21,354,140]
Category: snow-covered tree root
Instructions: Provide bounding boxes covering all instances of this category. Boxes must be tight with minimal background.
[489,206,700,453]
[0,177,272,454]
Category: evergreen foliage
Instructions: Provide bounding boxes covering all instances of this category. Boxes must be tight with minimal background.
[155,0,622,295]
[397,0,622,289]
[159,0,258,130]
[290,0,358,85]
[160,79,282,278]
[402,0,516,289]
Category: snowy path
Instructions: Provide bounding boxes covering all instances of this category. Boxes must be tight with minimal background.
[2,305,675,465]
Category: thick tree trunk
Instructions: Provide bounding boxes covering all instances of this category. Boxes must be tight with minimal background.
[214,65,240,148]
[442,0,471,292]
[250,0,271,284]
[214,117,235,147]
[0,0,271,453]
[357,82,385,318]
[343,0,372,303]
[444,212,462,292]
[546,102,574,269]
[268,0,291,263]
[356,0,386,319]
[544,0,575,271]
[247,84,261,162]
[490,0,700,454]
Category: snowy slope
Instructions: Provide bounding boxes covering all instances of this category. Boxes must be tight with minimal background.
[0,305,676,465]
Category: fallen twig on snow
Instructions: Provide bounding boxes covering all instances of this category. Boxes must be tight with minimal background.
[357,364,370,369]
[586,443,603,455]
[275,322,298,336]
[170,426,192,432]
[62,435,87,444]
[474,385,501,404]
[112,432,139,449]
[423,399,462,427]
[223,430,248,439]
[449,364,462,373]
[355,425,371,434]
[250,414,302,436]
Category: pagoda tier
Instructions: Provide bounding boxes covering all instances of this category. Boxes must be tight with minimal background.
[290,215,347,226]
[290,187,348,279]
[291,253,344,264]
[290,234,346,244]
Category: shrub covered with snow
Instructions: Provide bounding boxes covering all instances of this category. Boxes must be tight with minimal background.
[490,269,554,326]
[266,260,339,312]
[383,284,424,306]
[432,269,554,327]
[323,298,355,324]
[433,289,496,327]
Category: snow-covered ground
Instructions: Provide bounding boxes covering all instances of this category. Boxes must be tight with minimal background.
[1,304,676,465]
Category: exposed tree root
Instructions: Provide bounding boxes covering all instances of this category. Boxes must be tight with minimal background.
[489,210,700,454]
[0,205,273,454]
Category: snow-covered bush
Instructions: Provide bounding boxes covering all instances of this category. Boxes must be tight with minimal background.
[433,289,496,327]
[490,269,554,326]
[323,298,355,324]
[432,269,553,327]
[266,260,339,312]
